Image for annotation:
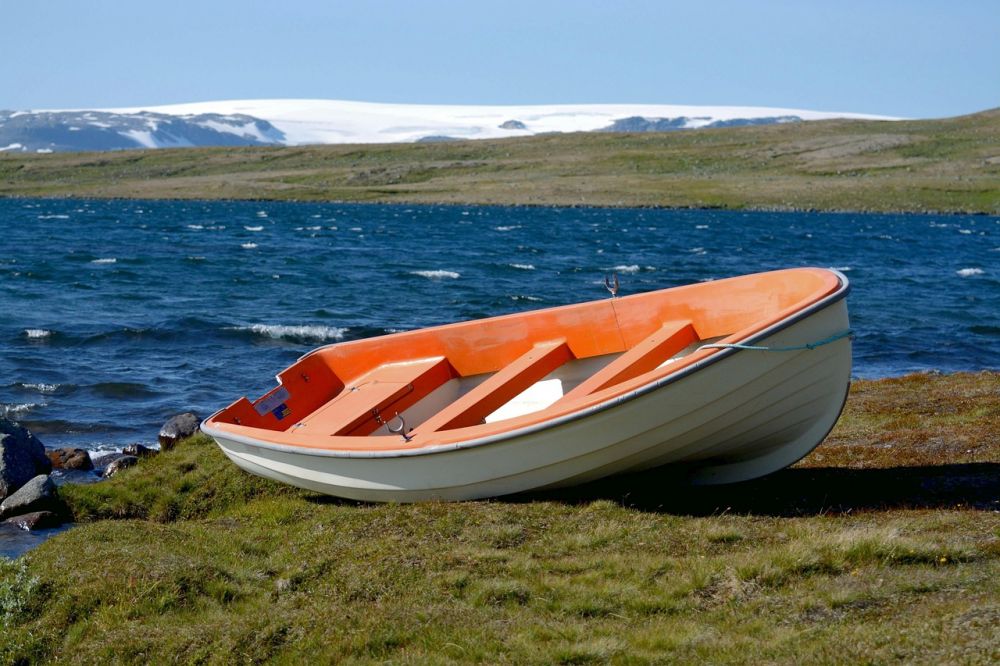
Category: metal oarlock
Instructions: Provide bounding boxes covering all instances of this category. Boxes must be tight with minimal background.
[605,272,620,298]
[387,412,412,442]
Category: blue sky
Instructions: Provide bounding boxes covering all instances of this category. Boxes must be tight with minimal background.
[3,0,997,118]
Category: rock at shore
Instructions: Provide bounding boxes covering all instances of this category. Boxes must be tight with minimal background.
[89,451,122,469]
[103,455,138,478]
[3,510,62,531]
[47,447,94,470]
[158,412,200,450]
[0,474,60,519]
[123,443,157,458]
[1,417,53,500]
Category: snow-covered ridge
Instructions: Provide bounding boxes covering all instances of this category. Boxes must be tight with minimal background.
[111,99,896,145]
[1,99,898,153]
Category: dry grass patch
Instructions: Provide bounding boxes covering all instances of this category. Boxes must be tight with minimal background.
[813,371,1000,468]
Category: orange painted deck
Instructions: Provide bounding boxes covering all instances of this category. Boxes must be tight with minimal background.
[205,268,842,452]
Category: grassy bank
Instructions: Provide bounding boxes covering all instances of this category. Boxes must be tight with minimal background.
[1,110,999,214]
[2,372,998,663]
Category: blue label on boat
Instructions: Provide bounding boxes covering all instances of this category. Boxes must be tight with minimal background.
[254,386,291,415]
[271,403,291,420]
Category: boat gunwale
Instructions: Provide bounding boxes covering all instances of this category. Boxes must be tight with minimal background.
[202,269,851,460]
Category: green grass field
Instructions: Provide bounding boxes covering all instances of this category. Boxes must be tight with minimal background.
[2,372,997,664]
[2,109,999,214]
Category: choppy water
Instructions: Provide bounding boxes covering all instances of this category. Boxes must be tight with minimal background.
[1,198,997,452]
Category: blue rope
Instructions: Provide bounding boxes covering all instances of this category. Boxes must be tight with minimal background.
[700,329,854,353]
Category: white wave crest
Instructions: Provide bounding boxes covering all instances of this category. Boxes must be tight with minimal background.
[0,402,43,418]
[411,270,460,279]
[241,324,348,342]
[186,224,204,230]
[244,225,264,231]
[24,328,53,338]
[241,242,258,249]
[956,268,984,277]
[37,214,70,220]
[509,263,535,270]
[91,258,117,264]
[611,264,640,274]
[494,225,521,232]
[23,383,59,393]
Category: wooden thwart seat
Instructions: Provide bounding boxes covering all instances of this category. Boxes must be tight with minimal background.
[298,357,455,436]
[555,320,697,405]
[417,340,574,433]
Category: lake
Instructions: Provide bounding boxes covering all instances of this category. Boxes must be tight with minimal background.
[1,198,997,452]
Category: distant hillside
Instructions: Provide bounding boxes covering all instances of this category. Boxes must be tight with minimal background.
[599,115,803,132]
[1,108,997,214]
[0,100,893,153]
[0,110,285,153]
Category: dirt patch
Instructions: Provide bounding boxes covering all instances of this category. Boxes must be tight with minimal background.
[764,134,914,162]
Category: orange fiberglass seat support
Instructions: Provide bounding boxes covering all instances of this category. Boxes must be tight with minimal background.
[415,339,575,433]
[554,320,697,406]
[296,357,455,436]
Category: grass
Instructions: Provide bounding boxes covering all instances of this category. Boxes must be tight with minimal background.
[0,371,997,663]
[2,109,1000,214]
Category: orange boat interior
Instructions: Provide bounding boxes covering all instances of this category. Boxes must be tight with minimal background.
[207,268,841,450]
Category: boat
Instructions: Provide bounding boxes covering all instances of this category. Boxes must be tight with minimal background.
[202,267,852,502]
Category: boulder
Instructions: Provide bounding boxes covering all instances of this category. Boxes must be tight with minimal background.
[103,455,138,478]
[90,451,122,469]
[158,412,200,450]
[0,474,60,519]
[499,119,527,130]
[47,447,94,470]
[4,510,62,531]
[0,417,52,500]
[123,443,157,458]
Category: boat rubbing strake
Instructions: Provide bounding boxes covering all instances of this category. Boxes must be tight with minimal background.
[203,268,852,502]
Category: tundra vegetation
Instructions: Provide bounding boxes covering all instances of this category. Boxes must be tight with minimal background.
[1,110,999,214]
[1,372,997,663]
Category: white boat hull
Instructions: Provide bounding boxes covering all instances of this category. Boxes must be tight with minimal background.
[208,296,851,502]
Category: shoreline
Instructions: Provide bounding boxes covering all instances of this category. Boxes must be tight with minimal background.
[3,191,1000,218]
[8,367,998,457]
